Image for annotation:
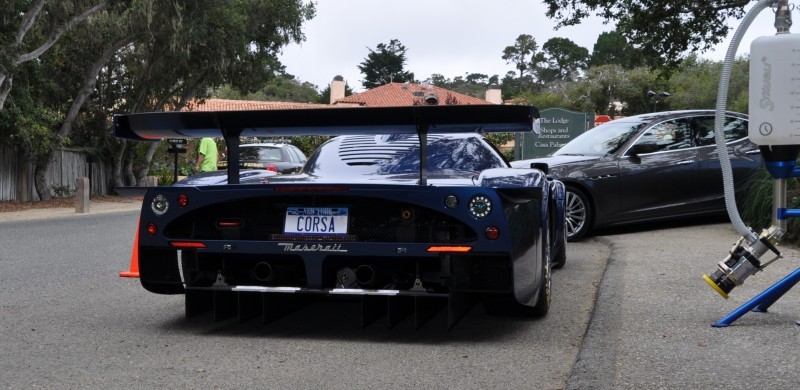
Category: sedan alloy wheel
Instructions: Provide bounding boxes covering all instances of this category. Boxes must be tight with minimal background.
[565,189,590,241]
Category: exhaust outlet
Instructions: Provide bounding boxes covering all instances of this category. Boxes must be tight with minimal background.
[253,262,273,282]
[252,262,302,285]
[355,265,391,288]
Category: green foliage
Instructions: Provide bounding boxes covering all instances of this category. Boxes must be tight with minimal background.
[260,76,319,103]
[665,55,749,112]
[513,92,570,111]
[422,72,500,99]
[484,133,514,152]
[212,75,321,103]
[542,0,747,68]
[282,136,329,157]
[589,30,644,69]
[738,169,800,246]
[1,98,63,156]
[539,37,590,82]
[150,163,174,186]
[12,108,63,156]
[358,39,415,89]
[502,34,544,80]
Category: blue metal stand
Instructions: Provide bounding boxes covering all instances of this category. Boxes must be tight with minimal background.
[713,267,800,327]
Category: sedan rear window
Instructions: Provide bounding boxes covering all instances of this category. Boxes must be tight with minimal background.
[241,146,282,161]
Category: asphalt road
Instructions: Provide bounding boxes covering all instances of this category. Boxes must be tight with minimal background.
[2,211,799,389]
[0,210,606,389]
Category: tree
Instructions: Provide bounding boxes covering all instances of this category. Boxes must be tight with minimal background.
[2,0,316,199]
[667,54,750,112]
[0,0,110,111]
[589,30,641,68]
[538,37,589,83]
[101,0,316,190]
[213,75,321,103]
[500,71,536,100]
[501,34,543,79]
[421,72,500,99]
[358,39,414,89]
[542,0,750,68]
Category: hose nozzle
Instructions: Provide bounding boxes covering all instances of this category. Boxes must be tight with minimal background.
[703,226,784,298]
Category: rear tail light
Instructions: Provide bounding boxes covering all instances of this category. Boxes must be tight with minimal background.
[217,219,243,228]
[169,241,207,249]
[485,226,500,240]
[146,222,157,235]
[266,163,278,172]
[427,246,472,253]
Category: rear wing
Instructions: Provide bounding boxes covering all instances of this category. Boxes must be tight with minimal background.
[113,104,540,185]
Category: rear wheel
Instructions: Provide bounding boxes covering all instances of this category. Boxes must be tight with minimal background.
[565,187,591,241]
[551,200,567,269]
[552,217,567,269]
[483,238,551,317]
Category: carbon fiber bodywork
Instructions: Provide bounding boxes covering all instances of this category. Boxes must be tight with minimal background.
[117,105,565,328]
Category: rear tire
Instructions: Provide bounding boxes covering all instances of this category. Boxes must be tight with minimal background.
[552,218,567,269]
[551,201,567,269]
[483,238,551,317]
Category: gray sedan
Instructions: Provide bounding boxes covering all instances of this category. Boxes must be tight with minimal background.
[512,110,762,241]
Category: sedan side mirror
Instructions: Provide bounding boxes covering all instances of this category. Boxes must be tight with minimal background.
[530,162,549,174]
[628,142,659,156]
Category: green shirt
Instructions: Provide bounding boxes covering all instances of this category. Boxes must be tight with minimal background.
[197,138,218,172]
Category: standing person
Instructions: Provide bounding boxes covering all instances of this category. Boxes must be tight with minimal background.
[195,137,218,172]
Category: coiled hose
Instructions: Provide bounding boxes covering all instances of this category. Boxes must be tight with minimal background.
[715,0,775,242]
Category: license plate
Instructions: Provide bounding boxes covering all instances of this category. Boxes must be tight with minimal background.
[284,207,349,235]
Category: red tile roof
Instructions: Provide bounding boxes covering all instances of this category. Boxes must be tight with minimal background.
[185,98,329,111]
[181,83,492,112]
[333,83,491,107]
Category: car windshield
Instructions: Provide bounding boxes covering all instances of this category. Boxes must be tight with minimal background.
[305,134,507,176]
[553,120,648,156]
[378,136,506,174]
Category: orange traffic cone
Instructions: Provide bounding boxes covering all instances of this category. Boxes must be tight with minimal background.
[119,218,140,278]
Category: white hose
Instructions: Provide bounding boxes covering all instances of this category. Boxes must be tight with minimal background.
[715,0,774,242]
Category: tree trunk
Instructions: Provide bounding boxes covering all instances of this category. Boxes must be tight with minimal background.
[0,75,12,111]
[111,139,126,188]
[56,38,132,139]
[32,37,133,198]
[136,141,160,186]
[131,74,208,185]
[33,152,52,201]
[124,152,136,186]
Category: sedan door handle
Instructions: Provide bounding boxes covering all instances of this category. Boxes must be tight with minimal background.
[675,160,694,165]
[745,149,761,155]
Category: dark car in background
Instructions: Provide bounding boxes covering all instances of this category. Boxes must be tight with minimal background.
[217,142,307,174]
[512,110,762,241]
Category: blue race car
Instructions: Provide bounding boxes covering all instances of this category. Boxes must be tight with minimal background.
[115,105,566,328]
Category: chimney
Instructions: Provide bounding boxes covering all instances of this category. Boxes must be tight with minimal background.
[330,75,345,104]
[485,84,502,104]
[423,91,439,105]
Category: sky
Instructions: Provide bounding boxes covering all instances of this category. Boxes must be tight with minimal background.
[278,0,785,93]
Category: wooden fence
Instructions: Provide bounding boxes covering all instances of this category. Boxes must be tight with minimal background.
[0,145,112,201]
